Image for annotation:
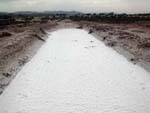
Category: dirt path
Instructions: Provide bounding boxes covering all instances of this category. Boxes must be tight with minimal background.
[0,29,150,113]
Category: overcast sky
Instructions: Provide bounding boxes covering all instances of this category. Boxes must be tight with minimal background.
[0,0,150,13]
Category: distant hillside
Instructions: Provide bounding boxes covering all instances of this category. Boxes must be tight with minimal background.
[44,11,82,15]
[0,12,9,15]
[13,11,38,15]
[13,11,82,15]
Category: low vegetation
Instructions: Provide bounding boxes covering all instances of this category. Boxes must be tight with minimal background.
[0,31,12,38]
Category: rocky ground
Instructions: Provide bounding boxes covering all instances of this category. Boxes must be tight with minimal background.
[0,19,150,94]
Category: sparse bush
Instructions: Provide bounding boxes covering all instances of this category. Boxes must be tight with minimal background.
[88,29,93,34]
[77,26,83,29]
[40,28,46,34]
[107,41,116,47]
[139,42,150,48]
[0,32,12,38]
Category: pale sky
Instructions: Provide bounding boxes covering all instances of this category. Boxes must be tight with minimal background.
[0,0,150,13]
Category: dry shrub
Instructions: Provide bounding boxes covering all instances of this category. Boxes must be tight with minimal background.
[0,32,12,38]
[139,42,150,48]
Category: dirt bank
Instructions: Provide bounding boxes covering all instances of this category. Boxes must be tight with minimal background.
[76,21,150,72]
[0,21,58,94]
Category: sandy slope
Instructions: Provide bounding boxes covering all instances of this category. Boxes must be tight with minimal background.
[0,29,150,113]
